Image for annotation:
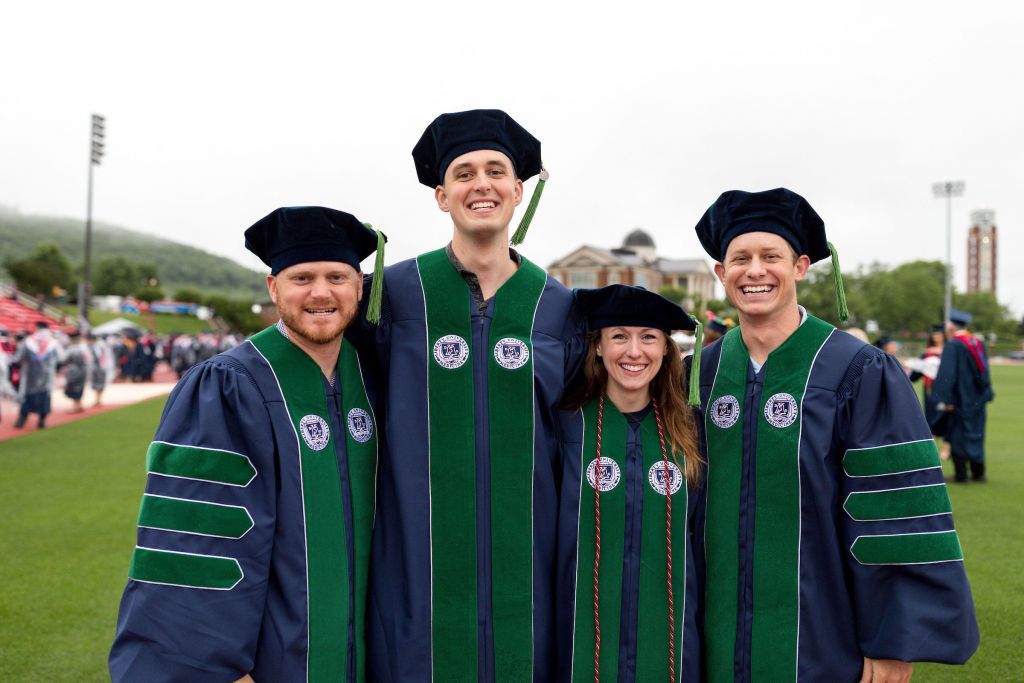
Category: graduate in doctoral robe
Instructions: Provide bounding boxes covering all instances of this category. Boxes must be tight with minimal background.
[110,207,385,683]
[557,285,705,683]
[693,188,978,682]
[363,110,586,682]
[930,309,995,482]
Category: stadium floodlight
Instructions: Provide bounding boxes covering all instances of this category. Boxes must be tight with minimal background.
[932,180,965,327]
[91,114,105,165]
[80,113,107,326]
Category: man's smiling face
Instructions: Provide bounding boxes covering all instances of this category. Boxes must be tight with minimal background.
[714,231,809,324]
[434,149,523,238]
[268,261,362,346]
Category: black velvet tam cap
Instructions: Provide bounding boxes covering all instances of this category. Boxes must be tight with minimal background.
[575,285,696,333]
[244,206,379,275]
[412,109,541,188]
[695,188,830,264]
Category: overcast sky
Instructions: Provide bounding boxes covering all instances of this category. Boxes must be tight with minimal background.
[3,1,1021,314]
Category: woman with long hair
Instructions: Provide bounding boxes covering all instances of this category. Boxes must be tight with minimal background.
[557,285,703,683]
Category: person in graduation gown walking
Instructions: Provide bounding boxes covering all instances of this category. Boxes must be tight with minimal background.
[110,207,385,683]
[930,309,995,483]
[694,188,978,683]
[557,285,705,683]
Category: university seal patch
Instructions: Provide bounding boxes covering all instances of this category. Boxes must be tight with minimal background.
[493,337,529,370]
[764,392,798,428]
[298,414,330,451]
[586,458,622,492]
[710,394,740,429]
[648,460,683,496]
[346,408,373,443]
[433,334,469,370]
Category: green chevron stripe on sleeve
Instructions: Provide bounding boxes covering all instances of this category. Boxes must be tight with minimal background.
[128,547,243,589]
[851,531,964,565]
[147,442,257,486]
[138,494,254,538]
[844,485,952,522]
[843,439,940,477]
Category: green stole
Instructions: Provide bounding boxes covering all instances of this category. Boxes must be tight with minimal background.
[416,247,547,681]
[249,326,378,683]
[570,399,688,682]
[703,317,833,683]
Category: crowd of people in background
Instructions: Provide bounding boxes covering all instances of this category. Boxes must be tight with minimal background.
[0,322,239,430]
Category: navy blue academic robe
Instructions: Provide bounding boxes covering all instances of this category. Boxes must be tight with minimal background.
[364,253,585,682]
[557,401,702,683]
[110,328,380,683]
[930,334,994,463]
[697,320,978,682]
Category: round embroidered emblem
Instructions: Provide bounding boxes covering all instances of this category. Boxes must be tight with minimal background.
[710,395,740,429]
[298,414,330,451]
[493,337,530,370]
[764,392,798,428]
[586,458,622,492]
[433,334,469,369]
[648,461,683,496]
[346,407,373,443]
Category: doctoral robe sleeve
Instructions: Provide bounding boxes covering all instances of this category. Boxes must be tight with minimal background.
[836,350,979,664]
[109,357,278,683]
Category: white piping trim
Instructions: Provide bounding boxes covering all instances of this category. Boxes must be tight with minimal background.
[245,337,311,683]
[842,438,940,478]
[129,545,244,590]
[525,276,545,679]
[792,327,834,682]
[849,530,964,566]
[139,493,254,539]
[842,483,952,522]
[148,440,257,488]
[568,408,586,683]
[414,258,436,683]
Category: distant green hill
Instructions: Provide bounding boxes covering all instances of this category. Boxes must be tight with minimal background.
[0,208,263,300]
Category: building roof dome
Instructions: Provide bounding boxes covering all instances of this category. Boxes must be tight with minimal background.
[623,229,655,249]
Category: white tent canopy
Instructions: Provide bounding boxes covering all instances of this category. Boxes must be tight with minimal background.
[90,317,146,336]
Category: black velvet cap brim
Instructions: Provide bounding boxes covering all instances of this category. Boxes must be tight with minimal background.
[696,187,831,263]
[412,109,541,187]
[244,206,378,275]
[575,285,695,333]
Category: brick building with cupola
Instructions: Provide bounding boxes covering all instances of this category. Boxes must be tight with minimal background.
[547,229,716,309]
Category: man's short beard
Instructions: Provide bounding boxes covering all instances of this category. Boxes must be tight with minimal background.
[279,300,358,345]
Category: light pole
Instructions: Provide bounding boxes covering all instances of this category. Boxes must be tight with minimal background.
[932,180,964,326]
[79,113,105,328]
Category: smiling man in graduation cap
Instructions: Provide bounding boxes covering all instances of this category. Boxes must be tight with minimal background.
[111,207,385,683]
[693,189,978,682]
[363,110,585,682]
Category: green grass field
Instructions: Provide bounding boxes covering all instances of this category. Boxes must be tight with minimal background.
[1,368,1021,681]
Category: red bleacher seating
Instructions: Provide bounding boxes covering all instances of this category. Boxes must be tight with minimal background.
[0,298,63,335]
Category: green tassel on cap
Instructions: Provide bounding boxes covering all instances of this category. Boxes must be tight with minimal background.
[510,165,548,246]
[688,319,703,407]
[827,241,848,323]
[363,223,387,324]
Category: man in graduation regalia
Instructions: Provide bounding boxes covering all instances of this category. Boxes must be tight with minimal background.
[110,206,385,683]
[364,110,586,682]
[694,188,978,682]
[930,309,994,483]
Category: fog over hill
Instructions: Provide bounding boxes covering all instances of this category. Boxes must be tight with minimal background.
[0,206,264,300]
